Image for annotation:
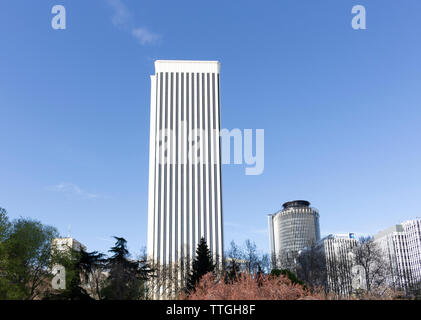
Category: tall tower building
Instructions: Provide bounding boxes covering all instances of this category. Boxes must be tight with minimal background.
[268,200,320,269]
[147,60,224,268]
[374,219,421,291]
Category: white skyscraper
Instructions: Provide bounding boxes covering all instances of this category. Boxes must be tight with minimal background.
[374,219,421,291]
[268,200,320,269]
[147,60,224,268]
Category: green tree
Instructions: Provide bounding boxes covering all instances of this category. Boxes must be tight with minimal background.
[46,248,105,300]
[0,208,10,242]
[0,208,12,298]
[79,249,106,298]
[101,237,150,300]
[187,237,215,292]
[270,268,305,287]
[0,216,59,299]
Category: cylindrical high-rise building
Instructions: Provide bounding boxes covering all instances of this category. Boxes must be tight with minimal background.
[147,60,224,268]
[268,200,320,268]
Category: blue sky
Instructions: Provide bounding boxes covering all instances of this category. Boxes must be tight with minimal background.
[1,0,421,257]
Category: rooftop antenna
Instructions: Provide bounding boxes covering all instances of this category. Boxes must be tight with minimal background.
[68,224,71,238]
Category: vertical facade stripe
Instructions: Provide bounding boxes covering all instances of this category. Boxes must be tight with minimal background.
[166,71,171,265]
[194,73,199,248]
[210,73,216,257]
[171,72,176,263]
[215,74,223,259]
[177,72,182,262]
[183,72,188,260]
[188,73,194,260]
[160,72,167,263]
[198,73,204,239]
[204,73,210,249]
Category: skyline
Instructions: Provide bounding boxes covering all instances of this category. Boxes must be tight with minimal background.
[1,1,421,256]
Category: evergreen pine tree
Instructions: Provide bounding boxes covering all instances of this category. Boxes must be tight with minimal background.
[186,237,215,292]
[101,237,151,300]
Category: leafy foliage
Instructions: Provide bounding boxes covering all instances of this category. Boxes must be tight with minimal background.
[46,248,105,300]
[0,211,59,299]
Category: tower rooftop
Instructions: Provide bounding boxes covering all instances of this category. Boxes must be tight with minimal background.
[282,200,311,209]
[154,60,220,73]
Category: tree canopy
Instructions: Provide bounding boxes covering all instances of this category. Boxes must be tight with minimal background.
[100,237,151,300]
[186,237,215,293]
[0,209,59,299]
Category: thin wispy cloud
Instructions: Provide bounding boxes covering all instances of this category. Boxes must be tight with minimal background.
[48,183,101,199]
[132,27,160,45]
[107,0,130,27]
[105,0,161,45]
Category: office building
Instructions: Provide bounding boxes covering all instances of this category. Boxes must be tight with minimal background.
[147,60,224,268]
[52,237,86,253]
[51,237,86,290]
[318,233,363,295]
[374,219,421,291]
[268,200,320,268]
